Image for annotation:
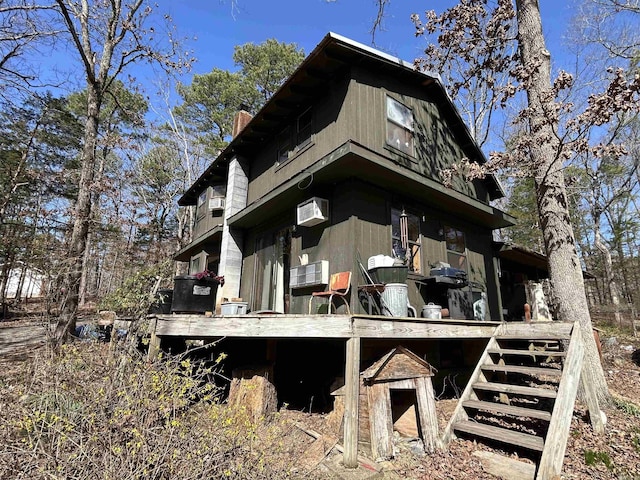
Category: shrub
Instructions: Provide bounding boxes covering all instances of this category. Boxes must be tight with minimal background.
[0,343,298,479]
[98,260,173,317]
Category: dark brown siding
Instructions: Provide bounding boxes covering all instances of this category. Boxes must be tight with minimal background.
[244,67,491,210]
[346,66,490,203]
[246,76,351,205]
[239,179,500,318]
[193,188,225,239]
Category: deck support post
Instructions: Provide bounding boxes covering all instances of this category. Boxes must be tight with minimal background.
[147,318,161,361]
[343,336,361,468]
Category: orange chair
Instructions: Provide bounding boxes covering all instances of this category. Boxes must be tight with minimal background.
[308,271,352,314]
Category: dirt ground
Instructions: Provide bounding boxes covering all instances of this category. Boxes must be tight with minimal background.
[1,314,639,479]
[282,327,640,480]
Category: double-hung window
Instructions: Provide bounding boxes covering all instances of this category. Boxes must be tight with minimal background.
[275,109,313,165]
[276,127,291,165]
[444,226,467,271]
[386,96,414,155]
[297,108,312,147]
[391,207,421,273]
[196,189,208,219]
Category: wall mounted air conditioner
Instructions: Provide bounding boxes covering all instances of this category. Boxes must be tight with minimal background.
[290,260,329,289]
[209,197,225,211]
[296,197,329,227]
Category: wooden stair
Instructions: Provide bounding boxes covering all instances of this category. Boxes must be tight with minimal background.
[441,321,602,480]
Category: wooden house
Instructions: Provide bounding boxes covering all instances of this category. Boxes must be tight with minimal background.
[153,34,603,479]
[174,32,512,319]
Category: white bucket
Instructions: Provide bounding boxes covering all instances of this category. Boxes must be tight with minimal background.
[381,283,408,317]
[421,303,442,319]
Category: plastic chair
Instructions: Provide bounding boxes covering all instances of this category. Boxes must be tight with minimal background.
[308,271,352,314]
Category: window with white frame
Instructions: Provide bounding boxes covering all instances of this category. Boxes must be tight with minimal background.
[386,96,414,155]
[190,251,208,274]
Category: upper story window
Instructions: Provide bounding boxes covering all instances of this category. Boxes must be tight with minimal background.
[391,207,421,273]
[196,189,208,219]
[386,96,414,156]
[277,127,291,165]
[297,108,312,147]
[444,226,467,271]
[190,251,207,274]
[275,109,313,165]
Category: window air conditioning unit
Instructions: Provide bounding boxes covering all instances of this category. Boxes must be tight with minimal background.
[290,260,329,288]
[296,197,329,227]
[209,197,225,211]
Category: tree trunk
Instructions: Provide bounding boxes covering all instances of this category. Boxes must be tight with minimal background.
[594,218,623,324]
[515,0,610,403]
[55,85,101,345]
[79,231,92,306]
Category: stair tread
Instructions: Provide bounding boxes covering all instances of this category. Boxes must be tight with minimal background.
[463,399,552,421]
[496,334,569,340]
[488,348,566,357]
[482,364,562,377]
[473,382,558,398]
[453,420,545,452]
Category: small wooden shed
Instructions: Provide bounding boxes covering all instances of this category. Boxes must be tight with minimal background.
[362,346,440,460]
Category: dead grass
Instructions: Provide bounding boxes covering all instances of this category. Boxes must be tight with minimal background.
[2,316,640,479]
[0,342,310,480]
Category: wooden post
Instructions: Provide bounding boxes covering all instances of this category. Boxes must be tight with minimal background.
[580,363,605,434]
[415,377,441,452]
[368,382,393,461]
[344,336,361,468]
[147,317,161,362]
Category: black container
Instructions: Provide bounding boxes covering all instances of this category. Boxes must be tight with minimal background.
[149,289,174,314]
[368,266,409,284]
[171,276,219,313]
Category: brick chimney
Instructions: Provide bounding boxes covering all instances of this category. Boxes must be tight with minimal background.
[232,109,253,139]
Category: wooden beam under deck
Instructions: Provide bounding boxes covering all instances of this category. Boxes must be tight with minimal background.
[153,313,502,339]
[149,315,576,471]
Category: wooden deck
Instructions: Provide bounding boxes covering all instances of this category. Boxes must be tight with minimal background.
[148,314,564,470]
[151,313,502,339]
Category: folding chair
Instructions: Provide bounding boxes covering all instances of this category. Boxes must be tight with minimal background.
[308,271,352,314]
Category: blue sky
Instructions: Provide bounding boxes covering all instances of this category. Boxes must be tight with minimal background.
[156,0,574,81]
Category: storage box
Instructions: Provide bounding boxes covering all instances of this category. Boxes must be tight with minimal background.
[221,302,248,315]
[368,266,408,284]
[367,254,395,270]
[430,267,467,278]
[171,276,219,313]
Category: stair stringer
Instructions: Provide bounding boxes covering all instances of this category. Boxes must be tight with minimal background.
[440,323,506,446]
[535,321,583,480]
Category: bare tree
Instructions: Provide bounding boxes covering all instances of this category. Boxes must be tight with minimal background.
[36,0,193,345]
[412,0,519,147]
[0,1,60,99]
[148,82,210,264]
[409,0,640,402]
[570,0,640,62]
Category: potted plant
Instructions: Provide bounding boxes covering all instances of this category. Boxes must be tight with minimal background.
[193,270,225,285]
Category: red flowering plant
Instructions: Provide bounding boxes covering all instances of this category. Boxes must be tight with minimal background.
[193,270,225,285]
